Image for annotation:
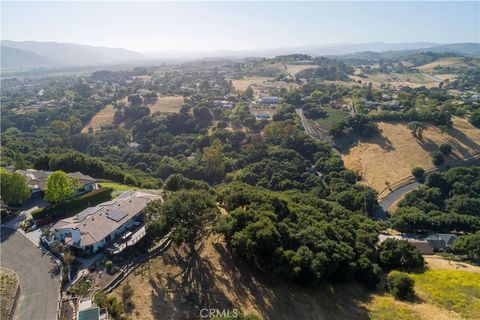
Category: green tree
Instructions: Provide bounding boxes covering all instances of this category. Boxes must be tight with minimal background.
[378,239,425,271]
[203,140,225,182]
[13,151,27,170]
[160,190,218,254]
[406,121,426,139]
[44,171,79,203]
[128,94,142,106]
[439,143,452,156]
[387,271,415,300]
[411,167,425,179]
[451,232,480,260]
[431,152,445,166]
[0,169,31,205]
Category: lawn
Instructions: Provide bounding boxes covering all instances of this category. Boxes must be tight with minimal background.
[98,181,140,191]
[410,270,480,319]
[316,106,350,130]
[1,268,18,320]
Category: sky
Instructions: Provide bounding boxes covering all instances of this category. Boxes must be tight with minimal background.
[1,1,479,53]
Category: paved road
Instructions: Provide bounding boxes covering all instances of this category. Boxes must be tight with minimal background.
[1,227,60,320]
[373,181,421,220]
[373,155,480,220]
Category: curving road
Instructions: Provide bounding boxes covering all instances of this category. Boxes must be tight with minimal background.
[373,181,421,220]
[373,155,480,220]
[1,227,60,320]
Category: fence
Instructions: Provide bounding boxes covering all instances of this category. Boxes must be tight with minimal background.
[101,233,173,293]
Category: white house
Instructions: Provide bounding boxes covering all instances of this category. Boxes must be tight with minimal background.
[52,191,160,255]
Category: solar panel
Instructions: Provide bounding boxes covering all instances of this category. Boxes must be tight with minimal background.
[74,207,101,222]
[107,209,128,222]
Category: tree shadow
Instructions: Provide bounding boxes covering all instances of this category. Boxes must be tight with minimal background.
[0,226,15,243]
[446,126,480,153]
[362,132,395,152]
[145,237,375,320]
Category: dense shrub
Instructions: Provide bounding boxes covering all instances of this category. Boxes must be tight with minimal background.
[431,152,445,166]
[32,187,113,220]
[387,271,415,300]
[377,239,425,271]
[411,167,425,179]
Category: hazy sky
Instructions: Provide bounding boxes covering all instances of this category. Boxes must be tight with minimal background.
[1,1,479,53]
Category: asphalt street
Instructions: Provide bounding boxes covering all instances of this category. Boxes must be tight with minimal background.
[1,227,60,320]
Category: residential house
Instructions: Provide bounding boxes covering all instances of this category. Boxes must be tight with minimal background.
[17,170,98,195]
[378,233,458,255]
[256,95,281,105]
[52,191,160,255]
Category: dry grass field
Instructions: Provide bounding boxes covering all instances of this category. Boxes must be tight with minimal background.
[112,235,376,320]
[285,64,317,76]
[111,235,480,320]
[148,96,184,114]
[1,268,18,320]
[424,256,480,273]
[416,57,473,73]
[81,104,115,133]
[349,71,441,89]
[342,117,480,192]
[228,76,273,91]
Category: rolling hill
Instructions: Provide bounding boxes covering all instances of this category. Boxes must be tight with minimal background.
[1,40,146,69]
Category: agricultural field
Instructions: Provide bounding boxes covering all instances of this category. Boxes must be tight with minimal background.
[81,104,115,133]
[342,117,480,193]
[285,64,317,76]
[148,95,184,114]
[0,268,18,320]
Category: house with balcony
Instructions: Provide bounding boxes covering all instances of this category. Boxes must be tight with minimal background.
[51,191,161,255]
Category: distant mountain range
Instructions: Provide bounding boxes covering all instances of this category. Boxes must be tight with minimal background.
[1,40,479,69]
[1,40,145,69]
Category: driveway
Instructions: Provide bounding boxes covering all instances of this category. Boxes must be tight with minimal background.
[1,227,60,320]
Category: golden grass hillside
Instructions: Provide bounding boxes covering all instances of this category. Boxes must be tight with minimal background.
[81,104,115,133]
[285,64,317,76]
[112,235,375,320]
[342,117,480,193]
[228,77,273,91]
[416,57,477,73]
[148,96,184,114]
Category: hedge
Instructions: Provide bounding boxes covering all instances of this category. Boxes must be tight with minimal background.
[32,187,113,220]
